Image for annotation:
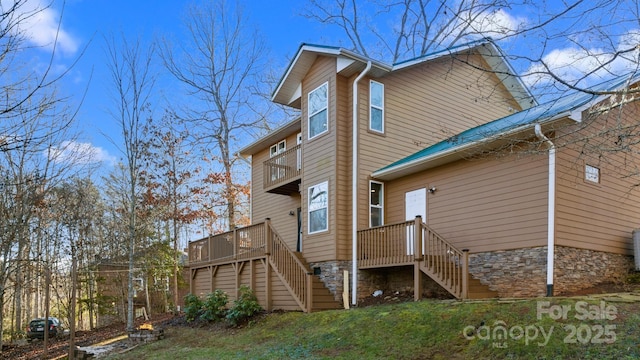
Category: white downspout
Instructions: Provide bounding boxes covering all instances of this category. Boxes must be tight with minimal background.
[534,124,555,297]
[352,61,372,306]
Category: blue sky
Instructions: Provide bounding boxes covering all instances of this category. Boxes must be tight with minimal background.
[49,0,324,167]
[15,0,640,175]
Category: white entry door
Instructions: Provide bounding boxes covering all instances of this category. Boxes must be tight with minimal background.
[405,188,426,255]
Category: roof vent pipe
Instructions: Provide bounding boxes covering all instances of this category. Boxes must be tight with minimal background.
[534,124,555,297]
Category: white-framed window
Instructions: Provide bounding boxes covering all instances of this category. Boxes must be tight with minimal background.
[369,80,384,133]
[269,140,286,158]
[585,164,600,183]
[369,181,384,227]
[308,82,328,139]
[308,181,328,234]
[269,140,286,181]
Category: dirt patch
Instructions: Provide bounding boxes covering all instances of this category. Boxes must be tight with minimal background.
[358,290,416,307]
[558,281,640,297]
[1,313,176,360]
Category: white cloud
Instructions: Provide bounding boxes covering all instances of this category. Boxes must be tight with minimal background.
[48,141,117,166]
[4,0,79,55]
[443,7,527,43]
[470,9,527,38]
[522,30,640,90]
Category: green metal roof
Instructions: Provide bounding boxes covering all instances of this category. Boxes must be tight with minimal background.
[373,74,638,179]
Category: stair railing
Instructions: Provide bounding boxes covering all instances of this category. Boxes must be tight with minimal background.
[265,218,313,312]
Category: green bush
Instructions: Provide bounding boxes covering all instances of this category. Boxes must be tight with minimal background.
[184,293,204,322]
[226,285,262,326]
[201,289,229,322]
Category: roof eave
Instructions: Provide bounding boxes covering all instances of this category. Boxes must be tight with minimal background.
[271,44,391,107]
[372,113,575,181]
[238,117,302,157]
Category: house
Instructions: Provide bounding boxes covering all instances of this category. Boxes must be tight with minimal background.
[95,260,189,326]
[187,38,639,311]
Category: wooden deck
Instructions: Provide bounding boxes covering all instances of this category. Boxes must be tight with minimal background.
[188,219,341,312]
[358,216,496,299]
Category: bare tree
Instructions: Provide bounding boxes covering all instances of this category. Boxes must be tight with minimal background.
[303,1,640,93]
[105,34,156,332]
[160,0,269,230]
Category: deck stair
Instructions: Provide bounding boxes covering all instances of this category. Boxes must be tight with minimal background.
[358,216,499,300]
[267,220,342,312]
[292,252,342,311]
[467,277,498,299]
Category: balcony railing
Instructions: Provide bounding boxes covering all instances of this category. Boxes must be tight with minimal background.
[263,144,301,192]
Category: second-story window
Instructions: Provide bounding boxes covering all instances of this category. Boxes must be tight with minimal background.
[270,140,286,158]
[308,82,328,139]
[370,80,384,133]
[269,140,286,181]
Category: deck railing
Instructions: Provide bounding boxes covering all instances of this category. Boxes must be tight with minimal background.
[187,223,267,265]
[357,216,468,299]
[187,219,313,311]
[263,144,301,189]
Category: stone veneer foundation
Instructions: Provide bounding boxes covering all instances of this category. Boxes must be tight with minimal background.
[469,246,634,298]
[309,261,352,301]
[314,246,633,302]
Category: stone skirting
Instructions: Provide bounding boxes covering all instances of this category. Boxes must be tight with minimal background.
[346,246,633,301]
[553,246,633,295]
[468,246,634,298]
[469,247,548,298]
[309,261,352,301]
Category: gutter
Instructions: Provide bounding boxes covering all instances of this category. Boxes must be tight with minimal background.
[534,124,555,297]
[352,61,372,306]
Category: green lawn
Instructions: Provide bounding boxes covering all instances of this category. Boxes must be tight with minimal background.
[105,297,640,359]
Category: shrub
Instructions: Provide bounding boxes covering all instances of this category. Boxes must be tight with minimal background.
[226,285,262,326]
[184,293,204,322]
[201,289,229,321]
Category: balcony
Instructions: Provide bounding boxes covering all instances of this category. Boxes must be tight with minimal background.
[263,144,301,195]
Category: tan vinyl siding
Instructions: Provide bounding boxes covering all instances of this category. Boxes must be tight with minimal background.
[251,132,302,251]
[358,52,523,231]
[270,271,301,311]
[385,153,549,253]
[192,268,211,297]
[215,266,237,300]
[300,56,338,263]
[555,101,640,255]
[335,73,352,259]
[191,261,299,310]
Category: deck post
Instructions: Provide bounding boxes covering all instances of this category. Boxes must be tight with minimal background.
[264,219,272,311]
[414,216,423,301]
[208,235,213,262]
[414,216,423,261]
[233,227,238,260]
[462,249,469,299]
[265,218,272,255]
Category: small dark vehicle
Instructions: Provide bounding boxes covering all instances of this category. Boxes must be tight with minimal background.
[26,317,63,341]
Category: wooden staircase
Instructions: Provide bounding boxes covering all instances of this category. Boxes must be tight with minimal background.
[467,277,498,299]
[292,252,342,311]
[267,220,342,312]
